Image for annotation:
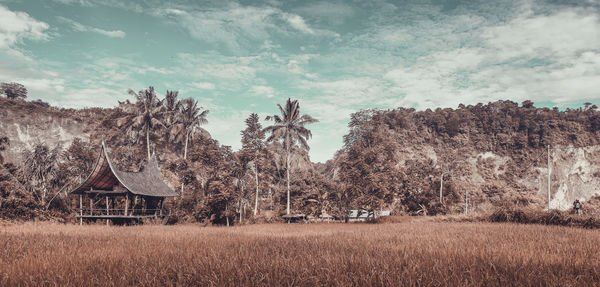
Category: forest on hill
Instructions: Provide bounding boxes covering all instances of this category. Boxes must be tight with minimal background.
[2,82,600,223]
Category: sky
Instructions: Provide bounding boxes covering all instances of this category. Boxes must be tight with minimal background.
[0,0,599,162]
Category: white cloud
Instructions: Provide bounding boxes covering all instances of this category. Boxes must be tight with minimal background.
[250,85,275,98]
[52,87,129,108]
[302,77,387,108]
[282,13,314,34]
[202,109,255,151]
[155,2,335,52]
[0,5,49,53]
[176,53,257,90]
[58,16,125,38]
[192,82,216,90]
[137,65,172,75]
[482,10,599,60]
[295,1,355,25]
[53,0,94,6]
[371,7,600,109]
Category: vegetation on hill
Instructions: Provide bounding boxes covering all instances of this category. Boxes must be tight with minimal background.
[2,82,600,223]
[328,100,600,216]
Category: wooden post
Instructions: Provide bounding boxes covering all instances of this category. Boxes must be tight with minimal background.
[159,199,163,216]
[439,172,444,203]
[106,196,110,226]
[79,194,83,226]
[89,198,93,215]
[125,193,129,216]
[464,190,469,215]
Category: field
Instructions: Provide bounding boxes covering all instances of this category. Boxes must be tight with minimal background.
[1,220,599,286]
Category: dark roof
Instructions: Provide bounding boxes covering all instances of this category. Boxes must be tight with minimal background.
[70,141,178,197]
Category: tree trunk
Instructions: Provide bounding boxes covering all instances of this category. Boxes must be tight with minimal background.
[253,166,259,216]
[240,183,244,223]
[286,148,291,215]
[180,132,190,199]
[41,182,47,206]
[226,203,230,226]
[184,132,189,160]
[146,128,151,160]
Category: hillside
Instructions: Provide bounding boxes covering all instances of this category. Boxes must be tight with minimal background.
[0,96,322,222]
[330,100,600,214]
[0,97,109,163]
[2,96,600,222]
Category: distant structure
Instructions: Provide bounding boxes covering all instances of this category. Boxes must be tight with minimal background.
[348,210,391,222]
[69,140,178,225]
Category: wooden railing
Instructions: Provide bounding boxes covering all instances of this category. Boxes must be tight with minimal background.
[79,208,164,217]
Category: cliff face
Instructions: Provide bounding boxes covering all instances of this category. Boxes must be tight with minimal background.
[386,144,600,211]
[0,98,108,162]
[333,101,600,212]
[549,145,600,210]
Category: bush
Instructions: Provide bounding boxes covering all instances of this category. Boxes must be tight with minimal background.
[488,206,600,229]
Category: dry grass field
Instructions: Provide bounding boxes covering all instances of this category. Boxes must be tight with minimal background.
[1,220,599,286]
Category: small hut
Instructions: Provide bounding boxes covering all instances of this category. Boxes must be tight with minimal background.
[69,140,178,224]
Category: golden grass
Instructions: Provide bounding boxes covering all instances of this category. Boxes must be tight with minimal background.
[1,221,599,286]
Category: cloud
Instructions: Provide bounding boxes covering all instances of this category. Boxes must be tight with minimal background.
[192,82,216,90]
[250,85,275,98]
[281,13,314,34]
[52,0,93,6]
[202,108,258,151]
[378,8,600,109]
[155,2,336,53]
[0,5,49,54]
[136,65,172,75]
[287,54,318,79]
[52,87,129,108]
[175,53,257,90]
[295,1,355,25]
[57,16,125,38]
[482,10,599,60]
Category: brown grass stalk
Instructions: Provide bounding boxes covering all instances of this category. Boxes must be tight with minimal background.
[1,222,599,286]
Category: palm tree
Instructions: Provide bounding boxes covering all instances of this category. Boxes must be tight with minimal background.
[163,90,181,139]
[173,98,209,160]
[264,98,318,215]
[117,86,165,160]
[170,98,209,196]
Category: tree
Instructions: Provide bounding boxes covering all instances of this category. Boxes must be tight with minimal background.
[0,82,27,100]
[337,125,399,221]
[21,143,61,206]
[162,90,182,143]
[173,98,209,160]
[240,113,266,215]
[169,97,209,197]
[230,153,250,223]
[117,86,166,160]
[264,98,318,215]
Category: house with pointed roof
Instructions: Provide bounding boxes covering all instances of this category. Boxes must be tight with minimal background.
[69,140,177,225]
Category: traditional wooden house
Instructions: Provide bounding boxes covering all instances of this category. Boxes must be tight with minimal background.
[69,140,178,225]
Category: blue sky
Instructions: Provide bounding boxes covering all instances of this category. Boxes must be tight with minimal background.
[0,0,599,162]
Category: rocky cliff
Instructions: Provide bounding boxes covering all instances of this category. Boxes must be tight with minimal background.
[332,101,600,213]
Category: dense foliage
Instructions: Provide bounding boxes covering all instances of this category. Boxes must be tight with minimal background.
[2,81,600,223]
